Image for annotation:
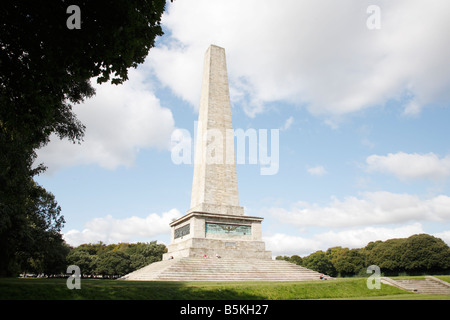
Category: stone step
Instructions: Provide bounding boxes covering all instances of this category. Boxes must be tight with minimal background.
[120,257,331,281]
[166,266,315,271]
[159,271,319,277]
[395,280,450,294]
[382,277,450,295]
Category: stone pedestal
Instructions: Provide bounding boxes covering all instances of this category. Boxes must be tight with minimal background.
[163,212,272,260]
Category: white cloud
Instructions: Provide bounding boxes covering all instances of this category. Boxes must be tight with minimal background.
[315,223,425,250]
[268,191,450,229]
[403,100,422,117]
[35,65,175,174]
[63,209,181,246]
[433,230,450,246]
[280,116,294,131]
[307,165,327,176]
[150,0,450,118]
[366,152,450,180]
[264,223,426,257]
[264,233,322,257]
[147,44,204,107]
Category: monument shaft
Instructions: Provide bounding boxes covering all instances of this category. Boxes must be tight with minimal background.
[190,45,243,216]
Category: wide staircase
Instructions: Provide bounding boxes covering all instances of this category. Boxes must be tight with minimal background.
[120,257,329,281]
[381,276,450,295]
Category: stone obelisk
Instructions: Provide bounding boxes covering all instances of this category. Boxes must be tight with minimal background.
[163,45,271,260]
[189,44,243,216]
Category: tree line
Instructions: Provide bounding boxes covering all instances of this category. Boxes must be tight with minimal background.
[21,241,167,278]
[276,234,450,277]
[16,233,450,278]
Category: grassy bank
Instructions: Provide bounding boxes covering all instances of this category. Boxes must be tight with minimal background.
[1,276,449,300]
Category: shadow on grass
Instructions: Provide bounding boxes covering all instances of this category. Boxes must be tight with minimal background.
[0,278,267,300]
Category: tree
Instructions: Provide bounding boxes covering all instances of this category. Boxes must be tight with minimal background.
[95,251,132,278]
[5,183,68,276]
[329,247,364,277]
[1,1,166,146]
[66,241,167,277]
[127,241,167,270]
[302,250,337,277]
[0,1,167,276]
[364,238,406,274]
[363,234,450,275]
[275,255,302,265]
[284,234,449,278]
[275,256,291,262]
[66,248,95,276]
[401,234,450,273]
[290,255,303,266]
[26,232,70,276]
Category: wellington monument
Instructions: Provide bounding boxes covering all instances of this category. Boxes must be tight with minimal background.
[163,44,271,260]
[121,45,325,280]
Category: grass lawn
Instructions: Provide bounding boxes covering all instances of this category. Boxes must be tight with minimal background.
[0,276,449,300]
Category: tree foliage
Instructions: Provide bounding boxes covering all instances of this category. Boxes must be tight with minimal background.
[365,234,450,275]
[283,234,450,277]
[328,247,365,277]
[67,241,167,277]
[0,1,167,276]
[6,183,69,276]
[302,250,337,277]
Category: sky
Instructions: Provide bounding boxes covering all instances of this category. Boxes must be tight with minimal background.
[35,0,450,257]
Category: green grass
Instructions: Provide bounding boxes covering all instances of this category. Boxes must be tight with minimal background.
[1,276,449,300]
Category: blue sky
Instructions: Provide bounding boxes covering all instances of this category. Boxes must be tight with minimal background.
[35,0,450,256]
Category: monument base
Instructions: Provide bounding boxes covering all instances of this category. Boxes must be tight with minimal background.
[163,211,272,260]
[163,238,272,260]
